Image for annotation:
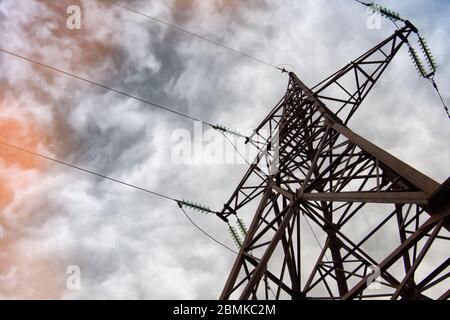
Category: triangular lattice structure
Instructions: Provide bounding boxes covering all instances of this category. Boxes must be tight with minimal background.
[220,25,449,300]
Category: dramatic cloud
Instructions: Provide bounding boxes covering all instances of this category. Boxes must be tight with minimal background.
[0,0,448,299]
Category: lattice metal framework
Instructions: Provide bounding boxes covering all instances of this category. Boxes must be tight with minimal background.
[219,25,450,300]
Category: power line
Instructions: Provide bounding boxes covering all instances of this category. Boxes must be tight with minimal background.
[179,206,238,255]
[0,47,264,135]
[0,47,216,128]
[0,140,237,254]
[106,0,281,71]
[352,1,449,120]
[219,131,253,167]
[0,139,237,254]
[429,78,450,119]
[0,139,177,202]
[353,0,369,5]
[301,211,331,262]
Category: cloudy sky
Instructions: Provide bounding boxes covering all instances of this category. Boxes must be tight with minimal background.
[0,0,448,299]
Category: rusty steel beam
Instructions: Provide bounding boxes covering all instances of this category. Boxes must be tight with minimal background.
[330,121,439,195]
[239,203,297,299]
[302,191,429,204]
[343,204,450,300]
[220,22,449,300]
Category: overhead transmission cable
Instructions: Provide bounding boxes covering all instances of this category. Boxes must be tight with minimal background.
[103,0,291,156]
[0,48,260,142]
[219,131,253,167]
[0,140,177,202]
[0,139,236,252]
[179,206,238,255]
[0,47,263,245]
[105,0,283,72]
[0,47,260,143]
[353,0,449,119]
[0,48,210,126]
[301,211,332,262]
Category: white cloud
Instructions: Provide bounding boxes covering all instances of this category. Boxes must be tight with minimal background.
[0,0,448,299]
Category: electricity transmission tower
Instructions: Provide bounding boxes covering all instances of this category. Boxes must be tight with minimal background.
[219,23,450,300]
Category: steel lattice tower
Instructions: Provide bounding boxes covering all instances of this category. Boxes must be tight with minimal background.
[219,24,450,300]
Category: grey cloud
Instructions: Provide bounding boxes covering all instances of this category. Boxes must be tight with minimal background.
[0,0,448,299]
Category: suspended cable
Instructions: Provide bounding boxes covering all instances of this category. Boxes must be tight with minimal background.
[219,131,277,180]
[353,1,449,120]
[353,0,370,6]
[301,211,331,262]
[406,37,449,118]
[179,206,238,255]
[429,78,450,119]
[106,0,282,72]
[353,0,403,22]
[219,131,253,167]
[0,139,177,202]
[0,139,236,254]
[0,138,231,223]
[0,48,261,139]
[0,47,214,127]
[0,50,261,224]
